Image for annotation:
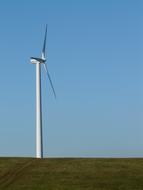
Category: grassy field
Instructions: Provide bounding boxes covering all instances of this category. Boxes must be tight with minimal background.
[0,158,143,190]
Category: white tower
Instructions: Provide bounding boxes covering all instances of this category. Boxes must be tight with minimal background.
[36,61,43,158]
[30,25,56,158]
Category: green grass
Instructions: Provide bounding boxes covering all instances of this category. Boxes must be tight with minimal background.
[0,158,143,190]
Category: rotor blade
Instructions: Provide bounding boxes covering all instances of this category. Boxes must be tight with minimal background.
[41,24,47,60]
[43,63,56,98]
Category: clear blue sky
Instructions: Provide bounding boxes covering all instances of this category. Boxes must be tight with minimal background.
[0,0,143,157]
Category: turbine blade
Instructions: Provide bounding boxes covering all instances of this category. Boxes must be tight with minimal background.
[41,24,47,60]
[43,63,56,98]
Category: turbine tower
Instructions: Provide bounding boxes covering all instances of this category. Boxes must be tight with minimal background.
[30,25,56,158]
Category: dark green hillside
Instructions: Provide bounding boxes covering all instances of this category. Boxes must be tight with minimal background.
[0,158,143,190]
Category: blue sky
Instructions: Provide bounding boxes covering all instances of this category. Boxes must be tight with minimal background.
[0,0,143,157]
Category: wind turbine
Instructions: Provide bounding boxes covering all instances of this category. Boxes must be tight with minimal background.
[30,25,56,158]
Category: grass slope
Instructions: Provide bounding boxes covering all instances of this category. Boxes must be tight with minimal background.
[0,158,143,190]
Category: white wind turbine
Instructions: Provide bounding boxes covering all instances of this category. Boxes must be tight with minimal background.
[30,25,56,158]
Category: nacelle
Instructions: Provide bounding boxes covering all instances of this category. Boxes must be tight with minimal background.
[30,57,45,64]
